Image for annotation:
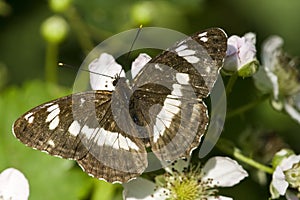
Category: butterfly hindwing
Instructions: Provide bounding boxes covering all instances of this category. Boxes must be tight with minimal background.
[130,28,227,162]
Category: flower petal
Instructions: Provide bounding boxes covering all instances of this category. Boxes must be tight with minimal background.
[123,177,169,200]
[224,33,257,75]
[239,33,256,66]
[272,166,289,195]
[89,53,125,90]
[202,157,248,187]
[261,36,283,72]
[164,158,190,174]
[284,101,300,124]
[0,168,29,200]
[131,53,151,79]
[280,154,300,171]
[253,64,273,94]
[261,36,283,99]
[207,196,233,200]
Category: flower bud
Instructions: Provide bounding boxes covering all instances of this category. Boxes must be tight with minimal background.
[131,2,154,25]
[224,33,259,77]
[41,15,69,44]
[49,0,72,13]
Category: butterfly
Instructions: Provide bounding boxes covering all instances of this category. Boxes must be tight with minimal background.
[13,28,227,183]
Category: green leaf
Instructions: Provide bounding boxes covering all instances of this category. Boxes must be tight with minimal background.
[0,80,93,200]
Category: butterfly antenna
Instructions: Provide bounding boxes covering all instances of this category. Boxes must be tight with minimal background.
[117,25,143,78]
[58,63,114,79]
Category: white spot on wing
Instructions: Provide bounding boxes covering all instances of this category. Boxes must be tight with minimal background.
[105,132,118,147]
[118,134,129,151]
[93,128,139,150]
[125,137,139,150]
[154,64,163,71]
[82,125,96,139]
[153,96,181,143]
[40,102,53,109]
[171,84,183,96]
[80,98,85,106]
[24,112,33,120]
[112,139,119,149]
[47,139,55,147]
[175,45,188,52]
[24,112,34,123]
[96,129,106,146]
[205,67,211,73]
[200,37,208,42]
[198,32,207,37]
[176,73,190,85]
[184,56,200,64]
[47,104,59,112]
[46,105,60,122]
[153,119,165,143]
[177,49,195,57]
[49,116,59,130]
[68,120,81,136]
[28,116,34,123]
[165,97,181,108]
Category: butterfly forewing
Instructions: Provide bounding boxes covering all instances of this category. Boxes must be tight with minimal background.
[13,90,147,183]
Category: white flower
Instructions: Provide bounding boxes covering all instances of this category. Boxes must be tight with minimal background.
[270,150,300,199]
[223,33,258,77]
[123,157,248,200]
[0,168,29,200]
[253,35,300,124]
[88,53,151,90]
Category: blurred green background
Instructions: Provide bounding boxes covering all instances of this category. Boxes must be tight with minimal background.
[0,0,299,199]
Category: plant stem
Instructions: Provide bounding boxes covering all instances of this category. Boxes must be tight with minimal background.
[233,148,274,174]
[216,138,274,174]
[226,94,269,118]
[225,73,238,96]
[65,6,94,54]
[45,42,58,84]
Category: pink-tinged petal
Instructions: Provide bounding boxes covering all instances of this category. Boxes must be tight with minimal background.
[224,44,239,71]
[208,196,233,200]
[0,168,29,200]
[224,33,257,74]
[89,53,125,90]
[131,53,151,79]
[272,167,289,195]
[123,177,169,200]
[224,35,242,71]
[239,40,256,66]
[202,157,248,187]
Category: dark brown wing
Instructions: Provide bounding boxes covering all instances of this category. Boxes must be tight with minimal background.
[130,28,227,162]
[13,90,147,183]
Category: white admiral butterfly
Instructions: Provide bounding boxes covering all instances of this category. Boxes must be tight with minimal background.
[13,28,227,183]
